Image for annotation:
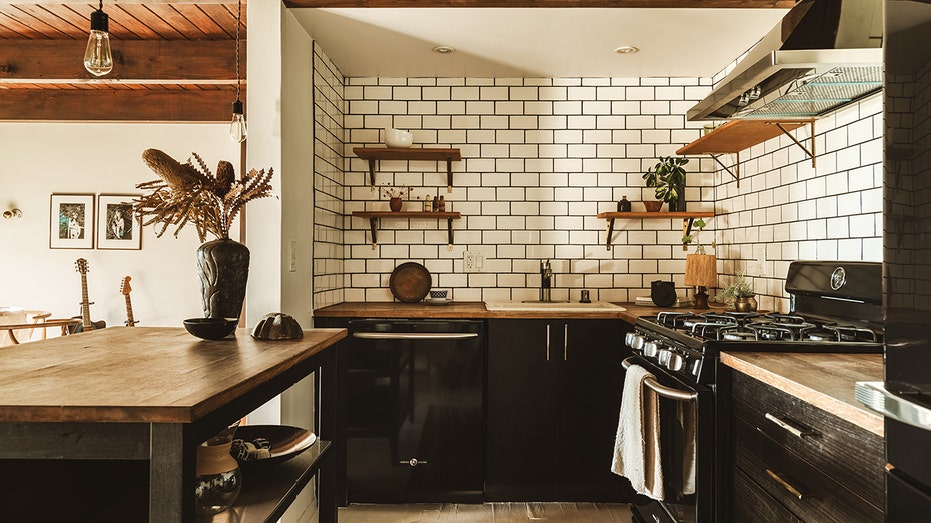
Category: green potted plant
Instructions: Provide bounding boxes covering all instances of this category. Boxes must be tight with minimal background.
[642,156,688,212]
[717,271,757,311]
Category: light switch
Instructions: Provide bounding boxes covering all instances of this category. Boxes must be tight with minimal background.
[289,240,297,272]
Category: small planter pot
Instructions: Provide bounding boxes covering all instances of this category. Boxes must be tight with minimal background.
[389,197,403,212]
[643,200,663,212]
[734,296,758,312]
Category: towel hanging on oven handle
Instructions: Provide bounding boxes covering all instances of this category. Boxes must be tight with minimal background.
[622,357,697,402]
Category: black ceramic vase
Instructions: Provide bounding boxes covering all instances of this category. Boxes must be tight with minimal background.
[196,237,249,320]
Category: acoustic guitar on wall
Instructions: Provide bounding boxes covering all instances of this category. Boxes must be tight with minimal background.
[73,258,106,332]
[120,276,138,327]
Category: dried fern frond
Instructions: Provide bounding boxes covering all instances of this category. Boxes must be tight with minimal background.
[135,150,275,242]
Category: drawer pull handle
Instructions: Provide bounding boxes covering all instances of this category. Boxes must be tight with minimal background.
[765,412,818,438]
[766,469,806,500]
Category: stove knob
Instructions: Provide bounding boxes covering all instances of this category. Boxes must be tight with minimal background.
[666,353,685,372]
[626,332,644,349]
[643,341,661,358]
[657,349,672,367]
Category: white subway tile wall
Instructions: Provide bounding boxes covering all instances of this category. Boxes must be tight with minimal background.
[312,46,882,313]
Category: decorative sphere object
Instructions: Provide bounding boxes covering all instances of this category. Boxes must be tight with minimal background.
[385,128,413,148]
[184,318,238,340]
[252,312,303,340]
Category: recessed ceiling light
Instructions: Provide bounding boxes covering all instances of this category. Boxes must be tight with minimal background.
[614,46,640,55]
[432,45,455,54]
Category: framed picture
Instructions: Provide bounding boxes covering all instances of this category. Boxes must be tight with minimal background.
[49,193,95,249]
[96,194,141,250]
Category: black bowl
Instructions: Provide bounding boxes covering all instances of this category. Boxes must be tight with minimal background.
[184,318,238,340]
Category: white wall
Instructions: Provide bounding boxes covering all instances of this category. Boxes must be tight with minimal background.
[0,122,239,329]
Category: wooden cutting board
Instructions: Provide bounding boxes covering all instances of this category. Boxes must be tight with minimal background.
[389,262,432,302]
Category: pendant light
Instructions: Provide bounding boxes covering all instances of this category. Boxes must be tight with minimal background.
[83,0,113,77]
[228,0,247,143]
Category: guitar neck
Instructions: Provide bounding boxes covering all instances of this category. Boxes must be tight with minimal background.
[124,294,137,327]
[80,272,93,329]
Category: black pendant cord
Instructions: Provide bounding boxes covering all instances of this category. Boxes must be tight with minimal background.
[234,0,242,105]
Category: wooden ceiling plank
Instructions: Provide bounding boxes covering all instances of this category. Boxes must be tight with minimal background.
[0,9,51,38]
[145,3,211,40]
[283,0,794,6]
[0,89,237,121]
[115,4,186,39]
[0,40,241,82]
[5,4,77,38]
[100,4,163,40]
[197,4,238,39]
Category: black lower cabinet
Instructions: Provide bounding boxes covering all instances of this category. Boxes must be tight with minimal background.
[316,317,484,503]
[485,318,635,501]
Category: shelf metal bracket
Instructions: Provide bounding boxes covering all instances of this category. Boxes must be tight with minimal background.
[604,218,616,250]
[368,217,378,249]
[776,120,816,168]
[709,151,740,188]
[447,218,455,251]
[367,159,377,190]
[682,218,697,251]
[446,159,453,193]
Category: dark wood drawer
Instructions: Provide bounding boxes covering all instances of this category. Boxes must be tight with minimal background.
[734,468,802,523]
[732,371,884,508]
[735,417,883,523]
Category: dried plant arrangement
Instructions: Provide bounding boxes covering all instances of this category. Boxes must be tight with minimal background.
[135,149,275,242]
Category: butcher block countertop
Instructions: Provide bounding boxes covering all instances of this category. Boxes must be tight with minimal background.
[0,326,346,423]
[721,352,884,437]
[314,301,684,323]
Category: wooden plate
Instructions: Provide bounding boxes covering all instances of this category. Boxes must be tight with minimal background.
[389,262,432,302]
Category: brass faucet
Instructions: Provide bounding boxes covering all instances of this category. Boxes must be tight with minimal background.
[540,260,553,302]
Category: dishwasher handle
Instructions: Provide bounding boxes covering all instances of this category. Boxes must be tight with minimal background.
[353,332,479,340]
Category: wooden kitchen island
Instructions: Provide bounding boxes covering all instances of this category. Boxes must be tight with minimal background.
[0,326,346,522]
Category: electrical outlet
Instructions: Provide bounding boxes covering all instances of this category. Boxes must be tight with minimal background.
[463,250,484,273]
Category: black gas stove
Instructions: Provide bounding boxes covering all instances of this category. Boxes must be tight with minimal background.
[623,261,883,523]
[626,261,884,386]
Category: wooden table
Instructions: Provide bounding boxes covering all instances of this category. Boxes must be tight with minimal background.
[0,326,346,522]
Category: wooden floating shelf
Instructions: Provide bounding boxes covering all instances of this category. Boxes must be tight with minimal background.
[596,211,715,250]
[353,147,462,192]
[353,211,462,250]
[676,120,815,187]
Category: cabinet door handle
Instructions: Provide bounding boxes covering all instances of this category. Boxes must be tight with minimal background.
[545,324,551,361]
[764,412,818,438]
[765,469,807,500]
[563,323,568,361]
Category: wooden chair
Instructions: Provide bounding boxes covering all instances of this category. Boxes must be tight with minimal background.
[1,318,82,345]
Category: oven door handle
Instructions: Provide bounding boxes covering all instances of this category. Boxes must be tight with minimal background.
[353,332,479,340]
[622,357,698,402]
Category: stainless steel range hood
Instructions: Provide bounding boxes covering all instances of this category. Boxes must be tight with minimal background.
[688,0,882,121]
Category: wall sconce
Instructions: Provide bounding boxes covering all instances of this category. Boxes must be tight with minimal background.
[3,208,22,220]
[84,0,113,77]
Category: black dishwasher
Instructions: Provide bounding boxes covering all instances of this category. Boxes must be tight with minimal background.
[342,318,484,503]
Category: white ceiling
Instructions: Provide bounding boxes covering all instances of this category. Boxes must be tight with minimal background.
[293,8,790,78]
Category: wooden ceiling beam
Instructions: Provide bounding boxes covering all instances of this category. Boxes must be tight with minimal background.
[284,0,795,8]
[0,40,243,83]
[0,88,241,121]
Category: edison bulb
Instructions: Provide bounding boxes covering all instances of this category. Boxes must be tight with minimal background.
[84,5,112,77]
[229,99,247,143]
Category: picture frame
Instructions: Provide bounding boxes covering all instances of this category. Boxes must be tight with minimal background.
[49,193,95,249]
[96,194,141,250]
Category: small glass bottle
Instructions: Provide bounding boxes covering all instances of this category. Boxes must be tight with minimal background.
[617,195,631,212]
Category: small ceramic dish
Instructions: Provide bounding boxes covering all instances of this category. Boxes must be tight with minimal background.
[183,318,238,340]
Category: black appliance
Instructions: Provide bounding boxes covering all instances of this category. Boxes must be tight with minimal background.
[341,318,484,503]
[854,2,931,520]
[624,260,883,523]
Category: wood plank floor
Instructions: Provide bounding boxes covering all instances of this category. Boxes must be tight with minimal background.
[338,503,632,522]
